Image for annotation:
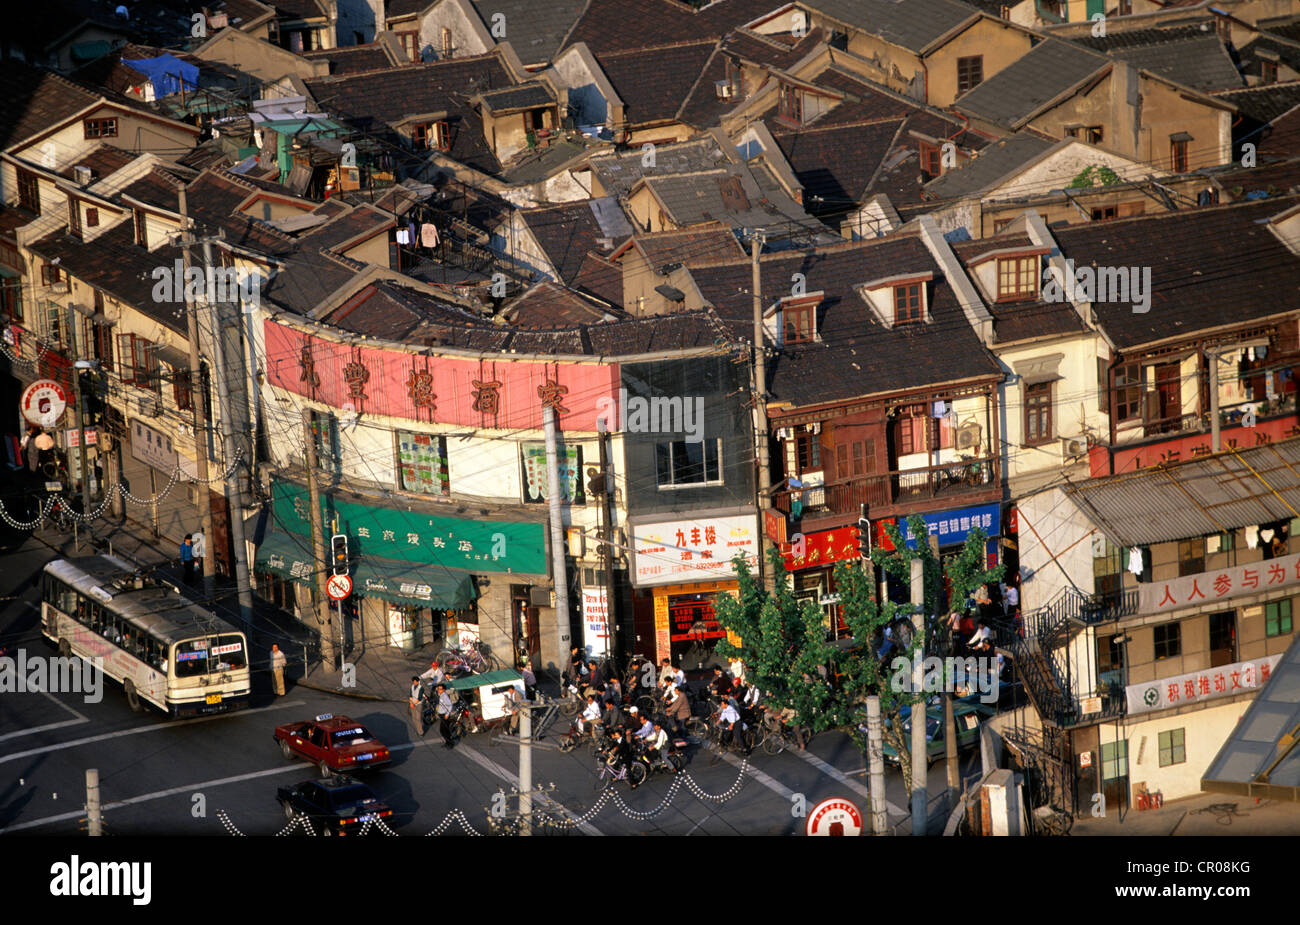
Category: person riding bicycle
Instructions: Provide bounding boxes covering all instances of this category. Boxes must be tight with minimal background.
[710,666,733,700]
[774,704,807,752]
[664,681,691,737]
[600,697,624,732]
[661,658,686,689]
[420,661,448,685]
[603,674,623,706]
[632,710,654,742]
[717,698,748,754]
[577,694,601,734]
[645,720,670,770]
[604,728,632,774]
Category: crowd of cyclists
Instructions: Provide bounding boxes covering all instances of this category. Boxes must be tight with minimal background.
[559,647,811,788]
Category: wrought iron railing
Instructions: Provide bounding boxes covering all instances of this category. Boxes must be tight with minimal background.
[773,457,997,518]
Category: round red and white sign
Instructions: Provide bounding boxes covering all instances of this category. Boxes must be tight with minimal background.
[20,379,71,427]
[326,573,352,600]
[806,798,863,836]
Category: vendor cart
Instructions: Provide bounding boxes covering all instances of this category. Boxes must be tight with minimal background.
[446,669,526,732]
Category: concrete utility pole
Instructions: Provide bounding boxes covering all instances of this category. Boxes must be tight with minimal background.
[1208,348,1221,453]
[178,190,216,591]
[85,768,102,836]
[866,695,887,835]
[199,237,253,624]
[544,405,571,667]
[74,361,93,516]
[910,557,927,835]
[303,408,336,667]
[750,231,772,590]
[945,688,959,802]
[519,701,532,836]
[597,426,618,663]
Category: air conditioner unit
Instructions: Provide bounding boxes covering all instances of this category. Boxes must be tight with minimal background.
[715,80,735,100]
[138,395,161,418]
[956,422,982,451]
[567,526,585,557]
[1061,436,1088,460]
[73,165,93,186]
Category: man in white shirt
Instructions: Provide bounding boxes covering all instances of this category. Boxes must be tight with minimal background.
[718,699,747,753]
[969,623,993,651]
[578,694,601,734]
[1004,583,1019,615]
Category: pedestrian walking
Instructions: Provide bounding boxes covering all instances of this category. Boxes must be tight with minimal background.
[191,530,205,580]
[410,676,426,735]
[435,682,455,748]
[270,644,287,696]
[179,534,195,585]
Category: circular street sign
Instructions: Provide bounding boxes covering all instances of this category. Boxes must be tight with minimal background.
[20,379,71,427]
[326,574,353,601]
[806,797,863,837]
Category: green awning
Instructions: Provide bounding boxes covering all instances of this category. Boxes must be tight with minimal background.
[447,670,523,691]
[254,531,477,610]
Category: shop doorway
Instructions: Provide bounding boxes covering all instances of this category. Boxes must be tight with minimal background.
[669,592,725,674]
[1101,738,1130,817]
[511,585,541,668]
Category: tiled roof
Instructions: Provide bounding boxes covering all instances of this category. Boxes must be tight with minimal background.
[721,27,825,70]
[304,54,515,175]
[583,310,732,354]
[685,236,1001,405]
[1070,23,1215,50]
[519,201,607,285]
[479,81,556,114]
[1238,34,1300,77]
[631,226,743,267]
[0,61,102,151]
[301,42,399,75]
[298,203,395,252]
[573,252,624,306]
[61,144,136,182]
[923,133,1057,200]
[468,0,588,64]
[1216,158,1300,196]
[1259,107,1300,159]
[314,278,483,340]
[207,0,276,28]
[501,280,613,328]
[590,138,731,198]
[802,0,981,53]
[955,39,1109,129]
[1092,35,1244,93]
[119,169,186,212]
[1214,82,1300,124]
[770,118,904,215]
[266,0,328,21]
[676,47,735,131]
[563,0,783,55]
[384,0,426,19]
[1052,196,1300,350]
[596,40,718,126]
[642,165,811,230]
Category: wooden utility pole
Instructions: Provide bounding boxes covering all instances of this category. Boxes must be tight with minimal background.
[544,405,571,669]
[179,189,215,590]
[303,408,335,666]
[85,768,102,836]
[750,231,772,590]
[598,426,618,663]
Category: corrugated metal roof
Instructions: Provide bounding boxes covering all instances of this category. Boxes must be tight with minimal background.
[1202,632,1300,799]
[1064,437,1300,547]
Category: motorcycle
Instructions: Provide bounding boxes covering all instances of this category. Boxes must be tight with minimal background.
[631,736,687,778]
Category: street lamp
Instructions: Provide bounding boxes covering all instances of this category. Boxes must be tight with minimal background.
[73,359,99,517]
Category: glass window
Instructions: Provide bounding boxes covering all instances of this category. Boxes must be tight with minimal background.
[1177,537,1205,576]
[997,255,1038,300]
[1024,381,1052,445]
[396,431,449,495]
[893,284,923,324]
[1100,739,1128,781]
[1097,633,1123,672]
[1158,728,1185,767]
[656,438,722,487]
[173,638,214,677]
[1114,363,1142,421]
[957,55,983,94]
[1154,621,1181,659]
[1266,599,1292,637]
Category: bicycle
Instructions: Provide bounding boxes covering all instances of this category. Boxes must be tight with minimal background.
[436,640,500,676]
[758,714,809,755]
[593,755,646,790]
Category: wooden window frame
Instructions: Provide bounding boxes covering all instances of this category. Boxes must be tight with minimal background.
[1024,380,1053,446]
[1153,621,1181,660]
[441,27,453,57]
[1158,728,1185,767]
[1170,137,1189,173]
[996,255,1038,300]
[1114,362,1142,421]
[398,30,418,61]
[18,168,40,214]
[83,118,118,139]
[134,210,148,247]
[1177,536,1206,577]
[956,55,984,95]
[68,198,82,239]
[85,207,99,227]
[778,83,803,125]
[893,283,923,324]
[173,368,193,412]
[783,303,816,343]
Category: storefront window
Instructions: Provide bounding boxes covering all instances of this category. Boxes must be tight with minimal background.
[396,430,449,495]
[669,592,725,670]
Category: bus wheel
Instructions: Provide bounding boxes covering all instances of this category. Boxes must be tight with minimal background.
[57,639,71,658]
[280,740,294,760]
[123,680,142,713]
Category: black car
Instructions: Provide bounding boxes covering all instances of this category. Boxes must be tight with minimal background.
[276,776,394,836]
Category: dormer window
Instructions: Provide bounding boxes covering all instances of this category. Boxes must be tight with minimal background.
[134,209,148,247]
[778,83,803,125]
[997,255,1038,301]
[919,143,942,182]
[894,283,923,324]
[83,118,117,139]
[784,301,817,343]
[69,199,82,239]
[414,122,451,151]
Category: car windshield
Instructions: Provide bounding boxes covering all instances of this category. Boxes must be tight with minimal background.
[331,727,370,746]
[328,786,376,810]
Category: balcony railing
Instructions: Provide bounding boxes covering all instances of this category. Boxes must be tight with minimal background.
[773,456,997,518]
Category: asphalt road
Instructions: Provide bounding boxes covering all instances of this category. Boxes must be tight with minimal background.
[0,533,977,837]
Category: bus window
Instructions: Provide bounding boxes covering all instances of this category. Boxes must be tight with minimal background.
[173,638,213,677]
[212,635,246,670]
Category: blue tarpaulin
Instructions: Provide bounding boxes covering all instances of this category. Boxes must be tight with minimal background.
[122,54,199,98]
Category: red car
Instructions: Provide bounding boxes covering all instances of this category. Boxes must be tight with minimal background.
[274,713,391,776]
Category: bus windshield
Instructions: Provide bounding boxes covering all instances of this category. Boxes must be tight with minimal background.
[172,635,247,677]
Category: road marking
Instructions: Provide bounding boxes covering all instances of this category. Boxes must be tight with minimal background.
[684,813,711,836]
[0,700,307,765]
[703,743,797,799]
[0,693,91,743]
[454,742,604,836]
[789,747,908,817]
[0,763,309,834]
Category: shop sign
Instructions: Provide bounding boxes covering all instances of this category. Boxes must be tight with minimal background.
[273,479,546,574]
[21,379,70,427]
[781,526,857,572]
[582,588,610,657]
[64,428,99,448]
[1125,654,1282,716]
[521,444,583,503]
[875,503,1000,551]
[763,508,787,545]
[630,514,758,587]
[806,798,862,836]
[1140,552,1300,614]
[131,419,177,474]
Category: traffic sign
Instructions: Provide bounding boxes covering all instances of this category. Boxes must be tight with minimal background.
[806,798,863,836]
[326,573,352,601]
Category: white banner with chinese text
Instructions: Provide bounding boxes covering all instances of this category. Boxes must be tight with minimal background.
[1125,654,1282,716]
[630,515,758,587]
[1138,552,1300,615]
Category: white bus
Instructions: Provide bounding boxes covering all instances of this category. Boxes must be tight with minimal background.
[41,556,251,717]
